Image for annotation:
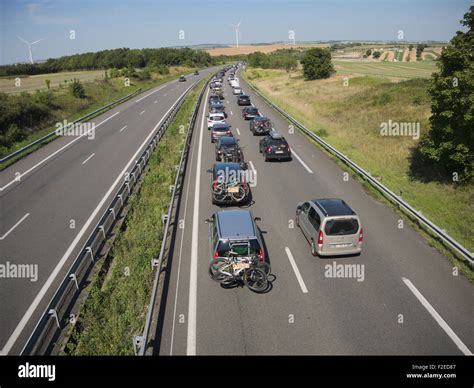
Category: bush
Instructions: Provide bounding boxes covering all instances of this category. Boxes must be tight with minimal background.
[301,48,334,80]
[372,51,381,59]
[69,79,86,98]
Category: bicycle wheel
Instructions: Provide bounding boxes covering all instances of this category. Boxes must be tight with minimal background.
[243,267,268,292]
[231,185,247,202]
[209,258,234,285]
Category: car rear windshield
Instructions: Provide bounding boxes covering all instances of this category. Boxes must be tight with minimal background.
[213,126,229,132]
[217,239,260,256]
[324,218,359,235]
[210,115,223,121]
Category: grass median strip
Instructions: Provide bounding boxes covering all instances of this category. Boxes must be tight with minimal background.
[64,79,205,355]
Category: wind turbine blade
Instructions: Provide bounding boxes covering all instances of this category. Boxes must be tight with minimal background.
[30,39,44,45]
[17,35,30,44]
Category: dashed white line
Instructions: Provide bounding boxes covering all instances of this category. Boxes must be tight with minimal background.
[187,88,209,356]
[0,111,120,192]
[236,128,240,135]
[140,110,146,115]
[119,125,127,132]
[284,247,308,293]
[402,277,472,355]
[0,213,30,240]
[291,149,313,174]
[230,111,233,116]
[81,153,95,165]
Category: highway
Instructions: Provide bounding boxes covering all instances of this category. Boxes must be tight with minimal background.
[156,68,474,355]
[0,68,215,355]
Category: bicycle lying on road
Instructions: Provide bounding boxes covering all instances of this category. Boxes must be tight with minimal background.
[209,250,271,293]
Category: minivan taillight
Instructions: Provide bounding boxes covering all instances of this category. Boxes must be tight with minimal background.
[318,230,324,247]
[267,146,272,153]
[359,228,363,243]
[213,180,217,190]
[213,250,219,259]
[258,247,263,263]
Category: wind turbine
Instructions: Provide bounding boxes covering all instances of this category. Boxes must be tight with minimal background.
[230,20,242,48]
[17,36,43,64]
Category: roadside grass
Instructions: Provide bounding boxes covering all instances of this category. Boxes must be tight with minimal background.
[243,68,473,257]
[0,66,197,165]
[64,79,204,355]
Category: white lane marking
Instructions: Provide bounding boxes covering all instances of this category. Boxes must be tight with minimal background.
[119,125,127,133]
[170,117,198,356]
[154,100,158,104]
[81,153,95,165]
[284,247,308,294]
[140,110,146,115]
[226,100,229,104]
[0,85,196,355]
[0,112,120,192]
[291,149,313,174]
[187,88,209,356]
[248,160,256,176]
[0,213,30,240]
[135,85,166,103]
[230,111,233,116]
[402,277,472,355]
[236,128,240,135]
[164,94,167,97]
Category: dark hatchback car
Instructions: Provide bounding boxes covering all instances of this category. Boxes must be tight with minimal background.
[237,94,251,106]
[250,116,272,135]
[215,136,245,165]
[259,131,291,161]
[242,106,260,120]
[179,75,186,82]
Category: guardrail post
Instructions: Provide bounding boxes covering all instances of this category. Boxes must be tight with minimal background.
[86,247,94,263]
[162,214,168,225]
[48,309,60,329]
[98,225,106,239]
[133,336,144,356]
[151,259,159,269]
[69,273,79,291]
[109,208,116,220]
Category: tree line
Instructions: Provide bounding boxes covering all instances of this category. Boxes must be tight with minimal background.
[0,47,214,77]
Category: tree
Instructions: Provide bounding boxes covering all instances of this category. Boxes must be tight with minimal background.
[301,48,334,80]
[416,6,473,182]
[372,51,381,59]
[366,49,372,56]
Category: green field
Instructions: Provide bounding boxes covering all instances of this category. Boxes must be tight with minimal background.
[334,60,437,80]
[0,70,107,94]
[243,68,473,263]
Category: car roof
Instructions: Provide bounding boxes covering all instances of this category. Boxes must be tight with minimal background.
[210,112,224,117]
[219,136,236,144]
[311,198,356,217]
[269,131,284,139]
[216,210,256,239]
[215,162,241,171]
[239,94,249,98]
[212,122,230,128]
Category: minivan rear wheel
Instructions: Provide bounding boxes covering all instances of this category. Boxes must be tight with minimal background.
[310,239,318,257]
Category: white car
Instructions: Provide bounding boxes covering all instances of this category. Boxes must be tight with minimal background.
[230,79,239,88]
[207,112,226,129]
[233,87,242,95]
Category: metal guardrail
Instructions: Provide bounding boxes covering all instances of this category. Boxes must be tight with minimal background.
[134,78,209,356]
[19,80,201,355]
[243,75,474,267]
[0,88,143,164]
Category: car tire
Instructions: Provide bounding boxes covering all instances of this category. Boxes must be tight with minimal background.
[310,239,318,257]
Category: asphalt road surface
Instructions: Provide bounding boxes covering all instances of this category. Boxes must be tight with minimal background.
[0,68,215,355]
[156,68,473,355]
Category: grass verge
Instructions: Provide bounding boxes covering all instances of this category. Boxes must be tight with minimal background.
[64,79,205,355]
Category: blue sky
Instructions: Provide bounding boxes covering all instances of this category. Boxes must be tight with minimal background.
[0,0,471,64]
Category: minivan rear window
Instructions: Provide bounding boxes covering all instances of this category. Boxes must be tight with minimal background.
[217,239,260,257]
[324,218,359,235]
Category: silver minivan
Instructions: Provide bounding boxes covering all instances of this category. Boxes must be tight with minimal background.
[296,198,363,256]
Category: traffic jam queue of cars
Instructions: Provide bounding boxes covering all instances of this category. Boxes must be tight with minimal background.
[205,65,363,292]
